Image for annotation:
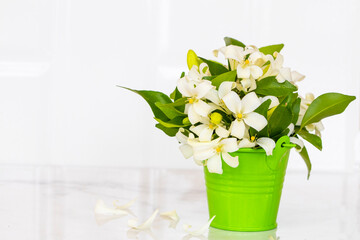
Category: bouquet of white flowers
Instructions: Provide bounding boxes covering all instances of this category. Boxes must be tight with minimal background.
[120,37,355,177]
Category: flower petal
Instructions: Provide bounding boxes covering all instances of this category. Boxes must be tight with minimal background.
[205,88,221,105]
[250,65,263,79]
[287,123,295,136]
[220,138,239,152]
[190,124,207,136]
[206,154,222,174]
[183,216,216,236]
[241,92,262,113]
[261,96,280,109]
[199,127,214,142]
[238,138,256,148]
[290,137,304,152]
[230,120,246,139]
[160,210,180,229]
[291,71,305,83]
[176,129,188,144]
[193,147,216,161]
[94,199,128,216]
[256,137,276,156]
[195,82,213,99]
[215,125,229,138]
[128,209,159,230]
[193,100,211,117]
[237,65,251,79]
[222,152,239,168]
[243,112,267,131]
[177,78,193,97]
[222,91,242,114]
[218,81,236,99]
[188,105,202,124]
[113,198,136,210]
[179,144,193,159]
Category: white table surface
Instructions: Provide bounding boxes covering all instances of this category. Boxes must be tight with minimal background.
[1,166,359,240]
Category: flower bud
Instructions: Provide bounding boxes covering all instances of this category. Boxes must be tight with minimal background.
[210,112,223,125]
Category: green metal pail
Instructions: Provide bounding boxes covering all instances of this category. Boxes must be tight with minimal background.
[204,136,294,232]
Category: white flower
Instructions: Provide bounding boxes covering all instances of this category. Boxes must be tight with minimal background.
[186,64,210,83]
[297,93,324,137]
[290,71,305,86]
[183,216,216,236]
[190,113,229,142]
[260,96,280,109]
[189,137,239,174]
[176,128,194,159]
[290,137,304,152]
[222,91,267,139]
[128,209,159,230]
[237,59,263,80]
[238,136,276,156]
[177,78,213,124]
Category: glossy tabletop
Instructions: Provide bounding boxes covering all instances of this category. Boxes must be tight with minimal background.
[1,166,359,239]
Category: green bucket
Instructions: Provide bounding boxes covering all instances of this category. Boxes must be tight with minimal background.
[204,136,294,232]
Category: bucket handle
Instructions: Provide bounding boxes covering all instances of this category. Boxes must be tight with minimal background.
[266,136,295,171]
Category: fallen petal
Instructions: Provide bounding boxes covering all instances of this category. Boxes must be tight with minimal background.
[94,199,128,216]
[160,210,180,222]
[113,198,136,210]
[128,209,159,230]
[183,216,216,236]
[160,210,180,229]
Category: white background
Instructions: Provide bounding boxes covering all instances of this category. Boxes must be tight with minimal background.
[0,0,359,174]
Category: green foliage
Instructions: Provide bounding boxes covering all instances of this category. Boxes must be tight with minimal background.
[154,116,190,128]
[199,57,229,76]
[301,93,356,129]
[211,71,237,89]
[155,124,178,137]
[119,86,172,121]
[155,102,186,119]
[298,145,311,180]
[291,98,301,125]
[268,97,293,138]
[298,129,322,151]
[224,37,246,47]
[255,77,297,97]
[259,44,284,55]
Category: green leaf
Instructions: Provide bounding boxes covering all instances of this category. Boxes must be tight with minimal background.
[268,100,293,137]
[249,99,271,137]
[155,102,186,119]
[199,57,228,76]
[301,93,356,129]
[211,70,237,89]
[203,76,216,81]
[155,124,178,137]
[187,50,200,70]
[298,129,322,151]
[255,77,297,97]
[224,37,246,47]
[259,44,284,55]
[291,98,301,125]
[298,145,312,179]
[170,87,182,101]
[119,86,172,121]
[154,116,190,128]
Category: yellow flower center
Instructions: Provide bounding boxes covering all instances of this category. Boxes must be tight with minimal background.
[209,123,215,129]
[215,147,222,153]
[188,98,194,104]
[245,59,250,65]
[250,136,256,142]
[237,113,243,119]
